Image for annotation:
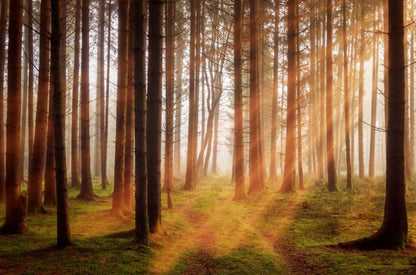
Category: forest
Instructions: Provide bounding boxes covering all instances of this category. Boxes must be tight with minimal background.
[0,0,415,273]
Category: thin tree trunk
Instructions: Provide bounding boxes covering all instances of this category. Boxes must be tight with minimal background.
[326,0,337,191]
[281,0,296,193]
[71,0,81,188]
[369,9,379,178]
[358,3,365,179]
[269,0,279,181]
[112,0,129,212]
[27,0,50,213]
[0,0,7,202]
[164,0,175,209]
[77,0,95,200]
[124,0,134,210]
[343,0,352,189]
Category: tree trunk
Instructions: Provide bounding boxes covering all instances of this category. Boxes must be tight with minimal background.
[102,0,112,190]
[340,0,408,250]
[95,0,105,181]
[27,0,34,174]
[358,3,365,179]
[369,9,379,178]
[269,0,279,181]
[343,0,352,189]
[164,0,175,209]
[77,0,95,200]
[248,0,265,194]
[51,0,71,248]
[0,0,27,234]
[133,0,149,245]
[280,0,296,193]
[233,0,245,200]
[147,0,164,233]
[112,0,129,212]
[71,0,81,189]
[296,0,303,190]
[124,0,134,210]
[27,0,50,213]
[184,0,197,190]
[326,0,337,192]
[0,0,7,202]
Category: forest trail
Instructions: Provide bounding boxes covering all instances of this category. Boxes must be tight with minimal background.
[149,177,315,274]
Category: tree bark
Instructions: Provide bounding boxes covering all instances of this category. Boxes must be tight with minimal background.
[0,0,7,202]
[51,0,71,248]
[27,0,50,213]
[134,0,149,245]
[326,0,337,191]
[112,0,129,212]
[77,0,95,200]
[280,0,296,193]
[71,0,81,189]
[0,0,27,234]
[147,0,164,233]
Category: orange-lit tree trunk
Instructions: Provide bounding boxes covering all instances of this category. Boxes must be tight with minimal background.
[184,0,197,190]
[326,0,337,192]
[112,0,129,212]
[51,0,71,248]
[27,0,50,213]
[124,1,134,210]
[0,0,7,202]
[342,0,352,189]
[369,8,379,178]
[27,0,34,172]
[280,0,296,193]
[233,0,245,200]
[358,3,365,179]
[77,0,95,200]
[0,0,27,234]
[248,0,265,194]
[133,0,149,245]
[71,0,81,189]
[95,0,105,181]
[295,0,303,190]
[269,0,279,182]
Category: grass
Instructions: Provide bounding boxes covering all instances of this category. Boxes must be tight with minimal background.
[1,176,416,274]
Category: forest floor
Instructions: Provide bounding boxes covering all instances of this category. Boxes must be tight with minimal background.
[1,175,416,274]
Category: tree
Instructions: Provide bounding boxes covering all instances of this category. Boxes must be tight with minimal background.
[248,0,265,194]
[340,0,407,250]
[0,0,8,202]
[280,0,296,193]
[112,0,129,212]
[269,0,279,182]
[184,0,197,191]
[27,0,50,213]
[96,0,105,184]
[0,0,27,234]
[71,0,81,188]
[358,2,365,179]
[134,0,149,245]
[147,0,164,233]
[342,0,352,189]
[78,0,95,200]
[233,0,245,201]
[51,0,71,248]
[326,0,337,192]
[164,0,175,209]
